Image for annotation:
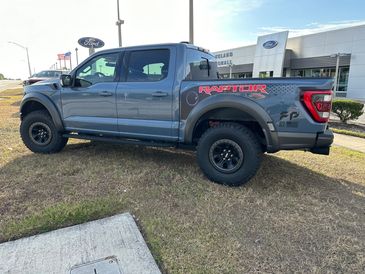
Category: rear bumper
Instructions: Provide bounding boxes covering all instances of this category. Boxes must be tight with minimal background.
[271,129,334,155]
[314,129,334,147]
[310,130,334,155]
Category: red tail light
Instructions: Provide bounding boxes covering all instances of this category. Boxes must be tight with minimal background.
[301,91,332,123]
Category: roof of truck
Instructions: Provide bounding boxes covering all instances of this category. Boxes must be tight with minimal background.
[96,42,212,55]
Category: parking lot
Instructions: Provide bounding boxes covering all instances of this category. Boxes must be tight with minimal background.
[1,88,364,273]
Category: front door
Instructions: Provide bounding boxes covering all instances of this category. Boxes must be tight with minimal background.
[61,52,121,134]
[116,47,176,140]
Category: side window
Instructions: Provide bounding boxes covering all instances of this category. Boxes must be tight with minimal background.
[75,53,119,87]
[185,49,219,80]
[127,49,170,82]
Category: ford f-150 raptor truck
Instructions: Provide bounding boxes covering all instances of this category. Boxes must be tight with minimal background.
[20,43,334,186]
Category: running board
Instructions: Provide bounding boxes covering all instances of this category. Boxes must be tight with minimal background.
[63,133,176,148]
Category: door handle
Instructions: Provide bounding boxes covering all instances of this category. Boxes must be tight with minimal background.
[151,91,168,97]
[99,91,113,97]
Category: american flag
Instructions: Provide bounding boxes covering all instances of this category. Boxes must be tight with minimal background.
[57,53,65,60]
[57,52,71,60]
[64,52,71,60]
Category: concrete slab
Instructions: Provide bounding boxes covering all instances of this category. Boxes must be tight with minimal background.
[0,213,161,274]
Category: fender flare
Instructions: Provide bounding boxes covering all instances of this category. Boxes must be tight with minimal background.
[20,93,64,132]
[183,94,278,150]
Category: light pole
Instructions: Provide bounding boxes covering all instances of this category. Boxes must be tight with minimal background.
[330,53,350,94]
[229,63,234,79]
[75,48,79,65]
[116,0,125,47]
[189,0,194,44]
[9,41,32,77]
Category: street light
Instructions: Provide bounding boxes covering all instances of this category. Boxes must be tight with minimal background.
[116,0,125,47]
[229,63,234,79]
[8,41,32,77]
[75,47,79,65]
[330,53,350,94]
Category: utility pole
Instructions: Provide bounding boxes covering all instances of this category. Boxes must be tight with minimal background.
[189,0,194,44]
[9,41,32,77]
[116,0,124,47]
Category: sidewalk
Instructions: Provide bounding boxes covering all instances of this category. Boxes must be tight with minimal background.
[0,213,161,274]
[333,133,365,153]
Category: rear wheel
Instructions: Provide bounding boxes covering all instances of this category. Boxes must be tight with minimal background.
[20,110,68,153]
[197,123,262,186]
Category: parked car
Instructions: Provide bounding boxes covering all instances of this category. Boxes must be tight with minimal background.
[23,70,68,86]
[19,43,334,186]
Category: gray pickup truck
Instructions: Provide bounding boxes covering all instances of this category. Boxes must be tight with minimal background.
[20,43,334,186]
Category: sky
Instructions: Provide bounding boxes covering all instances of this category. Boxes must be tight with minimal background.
[0,0,365,79]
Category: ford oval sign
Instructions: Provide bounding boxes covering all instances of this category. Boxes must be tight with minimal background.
[263,40,278,49]
[78,37,105,49]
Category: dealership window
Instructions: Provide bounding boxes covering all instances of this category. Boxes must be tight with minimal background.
[337,67,349,92]
[291,66,350,92]
[219,72,252,79]
[259,71,273,78]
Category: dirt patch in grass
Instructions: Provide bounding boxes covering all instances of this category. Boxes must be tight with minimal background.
[1,89,365,273]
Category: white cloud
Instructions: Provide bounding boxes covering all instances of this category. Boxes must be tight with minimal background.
[258,20,365,37]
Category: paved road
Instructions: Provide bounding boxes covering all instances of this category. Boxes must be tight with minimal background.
[333,133,365,153]
[0,80,22,92]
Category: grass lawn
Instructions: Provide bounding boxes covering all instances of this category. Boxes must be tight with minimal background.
[1,88,365,273]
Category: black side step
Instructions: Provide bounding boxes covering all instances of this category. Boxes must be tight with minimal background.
[63,133,176,148]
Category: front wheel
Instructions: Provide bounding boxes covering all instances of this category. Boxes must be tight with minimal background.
[197,123,263,186]
[20,110,68,153]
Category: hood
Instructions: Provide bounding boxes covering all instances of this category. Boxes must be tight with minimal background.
[24,79,61,94]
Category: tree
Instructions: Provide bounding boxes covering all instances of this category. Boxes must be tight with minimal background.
[0,73,5,80]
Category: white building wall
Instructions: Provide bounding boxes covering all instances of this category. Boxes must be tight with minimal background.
[213,24,365,101]
[287,25,365,101]
[214,45,256,67]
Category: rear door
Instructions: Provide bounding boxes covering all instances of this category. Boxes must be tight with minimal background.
[115,47,177,140]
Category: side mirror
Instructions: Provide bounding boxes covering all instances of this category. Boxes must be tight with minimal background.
[60,74,72,87]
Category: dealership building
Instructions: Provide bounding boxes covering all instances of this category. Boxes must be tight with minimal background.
[214,24,365,101]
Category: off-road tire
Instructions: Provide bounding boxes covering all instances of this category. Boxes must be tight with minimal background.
[20,110,68,153]
[197,122,262,186]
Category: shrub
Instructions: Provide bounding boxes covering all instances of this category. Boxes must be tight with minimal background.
[332,99,364,123]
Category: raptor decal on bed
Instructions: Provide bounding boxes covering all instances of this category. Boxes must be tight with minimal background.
[198,84,268,95]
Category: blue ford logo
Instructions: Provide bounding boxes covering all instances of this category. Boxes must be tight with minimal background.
[78,37,105,49]
[263,40,278,49]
